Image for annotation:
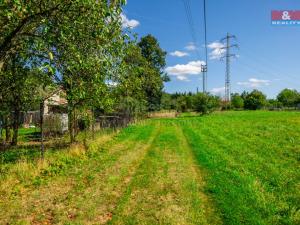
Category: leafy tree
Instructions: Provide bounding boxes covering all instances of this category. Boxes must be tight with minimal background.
[176,96,188,112]
[244,90,267,110]
[161,93,172,110]
[0,56,43,145]
[277,89,299,107]
[44,1,125,142]
[114,43,148,118]
[267,99,283,109]
[185,94,193,110]
[138,35,168,111]
[174,94,193,112]
[241,91,249,101]
[0,0,126,70]
[138,35,167,73]
[231,93,244,109]
[193,93,221,114]
[0,1,127,144]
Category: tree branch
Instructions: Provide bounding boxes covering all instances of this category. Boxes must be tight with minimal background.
[0,4,62,62]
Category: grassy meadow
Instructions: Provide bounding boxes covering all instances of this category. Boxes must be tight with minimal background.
[0,111,299,224]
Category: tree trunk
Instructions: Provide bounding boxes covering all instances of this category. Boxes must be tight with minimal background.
[5,125,10,144]
[40,101,45,159]
[92,108,95,140]
[11,109,20,146]
[0,61,3,71]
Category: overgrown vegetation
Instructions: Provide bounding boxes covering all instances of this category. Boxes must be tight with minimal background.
[0,1,168,147]
[161,92,221,114]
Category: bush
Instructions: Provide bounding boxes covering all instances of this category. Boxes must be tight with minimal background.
[176,96,188,112]
[231,93,244,109]
[244,90,267,110]
[277,89,299,107]
[193,93,221,114]
[267,99,283,110]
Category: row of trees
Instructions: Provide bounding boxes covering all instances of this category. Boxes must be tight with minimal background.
[161,92,221,114]
[231,89,300,110]
[0,1,168,147]
[161,88,300,113]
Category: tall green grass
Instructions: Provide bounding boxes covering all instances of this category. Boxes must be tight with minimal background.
[180,111,300,224]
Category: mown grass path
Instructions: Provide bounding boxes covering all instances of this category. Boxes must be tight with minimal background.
[0,111,299,225]
[109,121,220,225]
[0,122,158,224]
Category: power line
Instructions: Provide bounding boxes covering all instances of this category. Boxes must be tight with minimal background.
[239,49,299,81]
[203,0,208,93]
[220,33,239,103]
[235,58,297,87]
[182,0,209,93]
[182,0,197,45]
[181,0,201,59]
[203,0,208,64]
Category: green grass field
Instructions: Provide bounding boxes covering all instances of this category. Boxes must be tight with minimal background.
[0,111,299,224]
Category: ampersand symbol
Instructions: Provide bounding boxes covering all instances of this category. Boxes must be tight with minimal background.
[282,11,291,20]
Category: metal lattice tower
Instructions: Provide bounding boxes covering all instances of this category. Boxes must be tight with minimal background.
[220,33,238,102]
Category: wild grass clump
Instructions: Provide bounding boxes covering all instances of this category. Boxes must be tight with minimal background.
[0,129,116,196]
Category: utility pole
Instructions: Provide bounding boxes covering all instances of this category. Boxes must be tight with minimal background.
[202,0,208,93]
[201,64,207,93]
[220,33,238,103]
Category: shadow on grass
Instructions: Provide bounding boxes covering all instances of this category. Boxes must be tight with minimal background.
[22,131,41,142]
[0,140,69,164]
[178,115,202,118]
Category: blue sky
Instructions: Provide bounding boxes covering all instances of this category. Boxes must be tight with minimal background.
[122,0,300,98]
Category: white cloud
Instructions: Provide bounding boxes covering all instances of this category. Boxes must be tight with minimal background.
[165,60,205,81]
[170,51,189,57]
[166,60,205,76]
[185,42,197,51]
[207,41,226,60]
[121,13,140,29]
[177,75,190,81]
[237,78,271,88]
[207,42,225,49]
[210,87,225,95]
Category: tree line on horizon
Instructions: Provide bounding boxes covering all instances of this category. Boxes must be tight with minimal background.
[161,88,300,113]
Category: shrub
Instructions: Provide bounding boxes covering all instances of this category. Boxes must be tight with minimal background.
[193,93,221,114]
[277,89,299,107]
[231,93,244,109]
[267,99,283,110]
[244,90,267,110]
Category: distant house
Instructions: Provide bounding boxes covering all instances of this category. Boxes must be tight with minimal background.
[43,88,68,133]
[44,89,68,115]
[23,88,69,133]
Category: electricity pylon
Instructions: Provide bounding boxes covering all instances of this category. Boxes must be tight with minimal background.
[220,33,238,103]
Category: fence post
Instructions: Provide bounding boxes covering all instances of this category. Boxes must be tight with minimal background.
[40,101,45,160]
